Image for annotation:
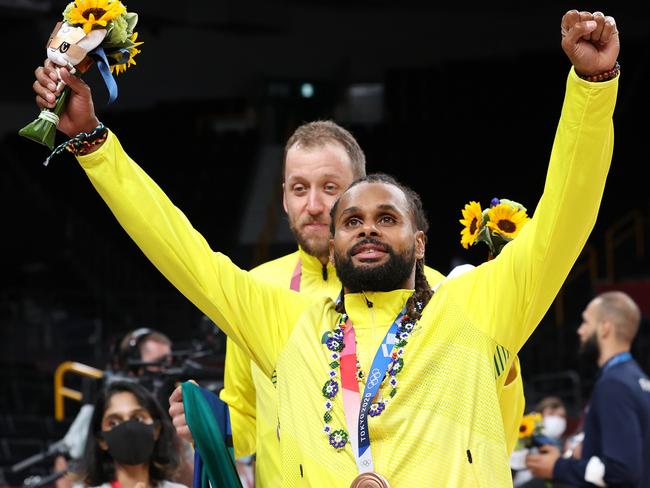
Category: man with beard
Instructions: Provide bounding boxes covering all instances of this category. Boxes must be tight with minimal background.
[526,291,650,487]
[29,8,618,485]
[219,121,375,487]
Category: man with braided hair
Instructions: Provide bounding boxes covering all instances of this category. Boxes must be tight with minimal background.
[29,8,620,486]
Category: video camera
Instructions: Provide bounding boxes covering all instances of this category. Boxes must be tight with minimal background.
[106,342,224,410]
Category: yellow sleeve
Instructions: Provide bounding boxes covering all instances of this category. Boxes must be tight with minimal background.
[220,255,297,461]
[499,356,526,455]
[449,69,618,352]
[76,133,312,376]
[220,338,257,458]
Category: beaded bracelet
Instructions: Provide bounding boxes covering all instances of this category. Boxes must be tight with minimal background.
[44,122,108,166]
[577,62,620,83]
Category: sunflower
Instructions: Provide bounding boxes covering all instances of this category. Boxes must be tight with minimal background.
[486,203,530,239]
[66,0,126,34]
[110,32,143,75]
[459,201,483,249]
[518,413,542,438]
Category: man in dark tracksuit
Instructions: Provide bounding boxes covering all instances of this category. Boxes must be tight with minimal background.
[527,291,650,487]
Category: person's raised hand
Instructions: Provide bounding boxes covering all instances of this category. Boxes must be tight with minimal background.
[168,380,196,443]
[561,10,620,77]
[33,59,99,138]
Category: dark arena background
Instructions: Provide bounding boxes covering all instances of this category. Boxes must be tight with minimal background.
[1,1,649,486]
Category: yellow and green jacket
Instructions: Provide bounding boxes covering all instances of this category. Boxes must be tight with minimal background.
[221,249,341,487]
[222,253,524,487]
[76,69,616,487]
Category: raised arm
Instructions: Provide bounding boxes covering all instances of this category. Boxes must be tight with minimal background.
[448,10,620,352]
[33,63,312,375]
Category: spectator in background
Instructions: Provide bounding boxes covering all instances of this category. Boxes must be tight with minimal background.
[535,396,568,449]
[107,328,179,415]
[57,328,193,488]
[527,291,650,487]
[511,396,570,487]
[112,328,173,376]
[77,380,186,488]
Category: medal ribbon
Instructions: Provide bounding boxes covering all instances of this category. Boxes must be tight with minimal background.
[339,306,405,474]
[290,259,302,291]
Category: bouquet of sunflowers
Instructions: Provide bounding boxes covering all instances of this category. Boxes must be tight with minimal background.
[516,412,544,450]
[19,0,142,151]
[459,197,531,258]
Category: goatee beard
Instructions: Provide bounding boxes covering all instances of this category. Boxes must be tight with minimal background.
[290,221,329,260]
[334,238,415,293]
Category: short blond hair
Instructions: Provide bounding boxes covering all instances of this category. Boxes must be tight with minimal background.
[283,120,366,181]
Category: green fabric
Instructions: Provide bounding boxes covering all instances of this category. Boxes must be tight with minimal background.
[181,381,242,488]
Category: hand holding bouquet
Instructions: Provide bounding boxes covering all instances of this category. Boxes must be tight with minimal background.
[19,0,142,153]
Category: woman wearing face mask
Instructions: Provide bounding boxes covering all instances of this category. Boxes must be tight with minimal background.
[78,380,187,488]
[511,396,572,488]
[536,396,568,448]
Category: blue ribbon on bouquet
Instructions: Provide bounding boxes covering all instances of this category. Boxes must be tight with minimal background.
[88,45,119,104]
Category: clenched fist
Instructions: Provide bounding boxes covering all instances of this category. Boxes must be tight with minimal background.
[561,10,620,77]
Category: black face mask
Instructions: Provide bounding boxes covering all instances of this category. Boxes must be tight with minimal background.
[101,419,156,466]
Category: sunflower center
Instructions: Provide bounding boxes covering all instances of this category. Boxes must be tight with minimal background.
[470,217,479,234]
[497,219,516,233]
[83,8,107,19]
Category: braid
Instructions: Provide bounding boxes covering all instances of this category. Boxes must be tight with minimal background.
[405,259,433,320]
[335,288,346,314]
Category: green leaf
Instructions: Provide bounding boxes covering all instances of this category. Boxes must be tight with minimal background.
[19,85,71,150]
[125,12,138,33]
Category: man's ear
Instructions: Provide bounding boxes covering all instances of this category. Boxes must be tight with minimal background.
[599,320,613,340]
[329,238,335,265]
[415,230,426,260]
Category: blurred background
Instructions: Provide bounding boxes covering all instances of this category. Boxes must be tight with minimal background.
[1,1,649,485]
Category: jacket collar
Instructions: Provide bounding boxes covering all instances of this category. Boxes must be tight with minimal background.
[343,289,414,329]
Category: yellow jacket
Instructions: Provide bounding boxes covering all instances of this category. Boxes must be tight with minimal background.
[223,254,525,486]
[223,250,454,486]
[76,70,616,486]
[221,249,341,487]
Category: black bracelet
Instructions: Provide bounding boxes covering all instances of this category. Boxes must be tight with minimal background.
[44,123,107,166]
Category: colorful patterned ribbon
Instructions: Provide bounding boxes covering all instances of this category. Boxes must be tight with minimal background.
[339,307,405,473]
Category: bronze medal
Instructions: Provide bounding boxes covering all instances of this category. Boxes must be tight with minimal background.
[350,472,390,488]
